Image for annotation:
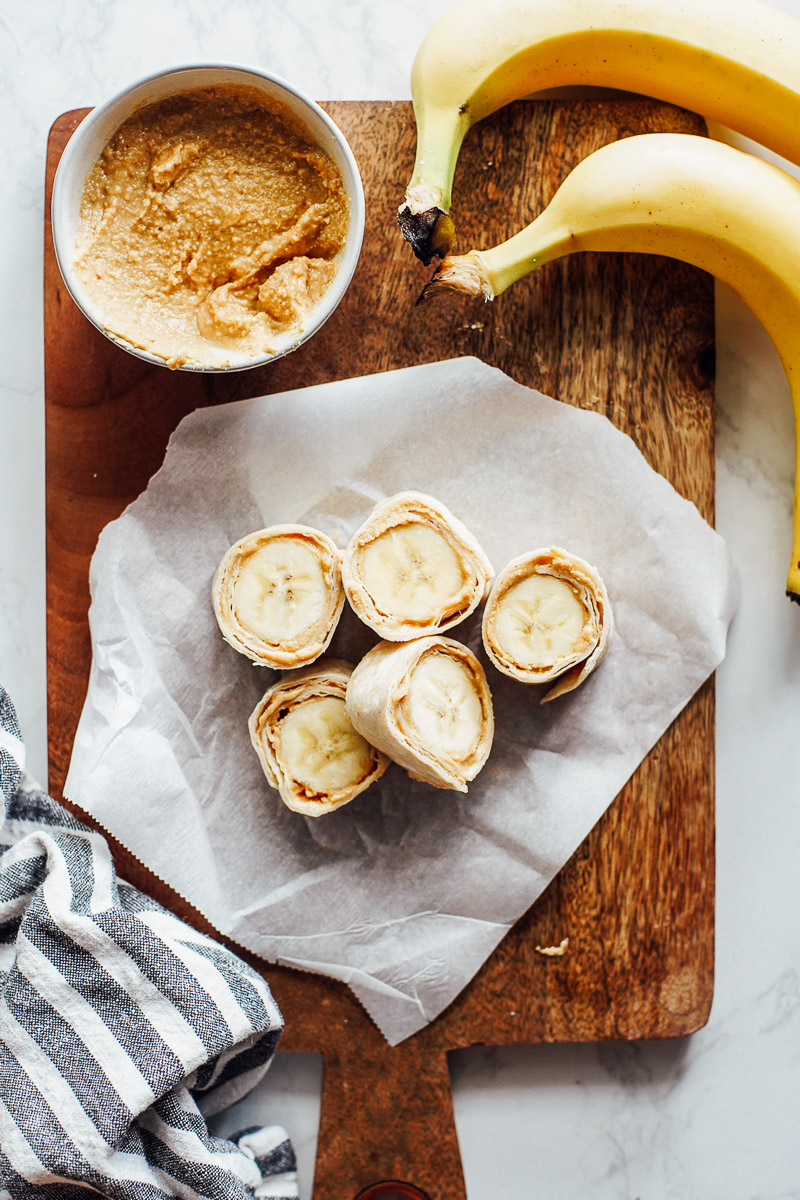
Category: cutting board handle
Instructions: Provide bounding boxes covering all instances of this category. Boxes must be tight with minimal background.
[313,1040,466,1199]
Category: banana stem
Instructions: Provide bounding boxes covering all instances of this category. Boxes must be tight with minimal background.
[419,209,571,301]
[399,107,471,263]
[407,105,471,209]
[478,211,574,295]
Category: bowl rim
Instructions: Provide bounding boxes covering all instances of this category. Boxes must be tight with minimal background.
[51,61,366,373]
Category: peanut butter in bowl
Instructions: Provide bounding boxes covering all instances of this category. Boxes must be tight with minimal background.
[73,83,350,369]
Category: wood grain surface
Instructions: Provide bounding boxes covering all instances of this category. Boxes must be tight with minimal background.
[45,99,715,1200]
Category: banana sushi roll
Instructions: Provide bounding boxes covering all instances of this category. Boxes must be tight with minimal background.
[213,524,344,669]
[249,659,389,816]
[342,491,493,640]
[346,636,494,792]
[481,547,612,701]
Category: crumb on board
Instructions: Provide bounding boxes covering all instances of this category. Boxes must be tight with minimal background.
[535,937,569,957]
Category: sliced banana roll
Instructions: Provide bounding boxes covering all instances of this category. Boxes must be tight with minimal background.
[346,636,494,792]
[213,524,344,669]
[249,659,389,816]
[481,547,612,701]
[342,491,493,640]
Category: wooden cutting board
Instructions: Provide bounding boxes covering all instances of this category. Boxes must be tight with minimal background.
[44,99,715,1200]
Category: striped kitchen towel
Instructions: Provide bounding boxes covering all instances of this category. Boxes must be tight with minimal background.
[0,686,298,1199]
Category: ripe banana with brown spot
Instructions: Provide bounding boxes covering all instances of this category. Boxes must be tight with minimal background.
[399,0,800,263]
[420,132,800,601]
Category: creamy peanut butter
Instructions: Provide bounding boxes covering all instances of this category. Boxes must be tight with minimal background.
[74,85,349,368]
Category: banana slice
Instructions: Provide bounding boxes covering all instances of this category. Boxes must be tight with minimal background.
[346,636,494,792]
[342,492,493,640]
[482,547,612,701]
[212,524,344,669]
[249,659,389,816]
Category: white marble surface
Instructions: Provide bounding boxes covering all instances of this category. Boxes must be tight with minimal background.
[2,2,799,1197]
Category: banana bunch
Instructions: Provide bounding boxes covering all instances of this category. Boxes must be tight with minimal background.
[398,0,800,263]
[401,0,800,602]
[419,133,800,599]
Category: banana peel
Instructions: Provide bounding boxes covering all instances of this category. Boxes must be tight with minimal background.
[399,0,800,258]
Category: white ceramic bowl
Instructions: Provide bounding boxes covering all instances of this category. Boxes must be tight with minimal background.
[51,63,365,372]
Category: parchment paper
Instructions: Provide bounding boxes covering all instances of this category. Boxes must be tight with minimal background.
[64,357,738,1045]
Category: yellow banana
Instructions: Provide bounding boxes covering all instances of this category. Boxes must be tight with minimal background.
[420,133,800,601]
[399,0,800,263]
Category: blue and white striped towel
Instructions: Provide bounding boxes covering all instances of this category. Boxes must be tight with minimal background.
[0,686,298,1198]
